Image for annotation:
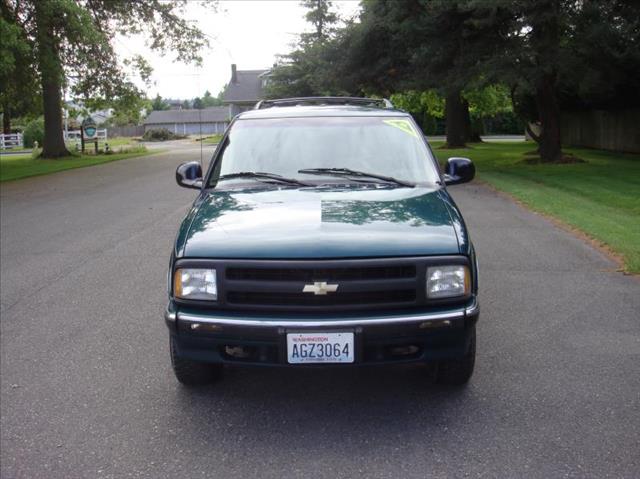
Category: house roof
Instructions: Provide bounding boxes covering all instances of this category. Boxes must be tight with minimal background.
[144,107,229,125]
[223,69,270,104]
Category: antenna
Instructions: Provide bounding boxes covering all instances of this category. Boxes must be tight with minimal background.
[197,72,203,170]
[199,107,203,170]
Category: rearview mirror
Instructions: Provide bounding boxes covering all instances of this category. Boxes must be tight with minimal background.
[444,157,475,186]
[176,161,203,189]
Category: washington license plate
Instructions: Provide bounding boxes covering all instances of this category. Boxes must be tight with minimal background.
[287,332,354,364]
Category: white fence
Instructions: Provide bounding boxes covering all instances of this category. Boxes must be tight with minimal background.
[0,133,23,150]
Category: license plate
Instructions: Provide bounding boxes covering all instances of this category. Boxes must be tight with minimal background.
[287,332,354,364]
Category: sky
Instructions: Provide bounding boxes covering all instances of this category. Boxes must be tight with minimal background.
[115,1,361,100]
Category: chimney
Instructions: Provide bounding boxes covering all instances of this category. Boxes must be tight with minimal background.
[231,64,237,84]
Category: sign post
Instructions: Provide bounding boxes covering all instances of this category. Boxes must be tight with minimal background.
[81,116,98,154]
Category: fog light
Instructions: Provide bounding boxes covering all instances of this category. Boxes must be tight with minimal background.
[389,345,420,356]
[419,319,452,329]
[225,346,251,359]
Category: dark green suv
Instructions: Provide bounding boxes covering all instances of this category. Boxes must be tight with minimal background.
[166,97,478,386]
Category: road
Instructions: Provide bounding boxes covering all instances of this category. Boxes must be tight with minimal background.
[1,141,639,479]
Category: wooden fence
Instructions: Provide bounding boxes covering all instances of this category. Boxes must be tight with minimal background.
[561,109,640,153]
[107,125,145,138]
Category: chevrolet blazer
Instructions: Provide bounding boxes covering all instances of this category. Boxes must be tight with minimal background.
[166,97,479,386]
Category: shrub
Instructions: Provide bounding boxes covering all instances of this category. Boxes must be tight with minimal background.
[142,128,186,141]
[23,119,45,148]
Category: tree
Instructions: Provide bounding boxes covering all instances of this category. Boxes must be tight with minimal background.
[192,97,204,110]
[201,90,223,107]
[151,95,170,111]
[181,99,191,110]
[301,0,338,43]
[108,92,149,126]
[491,0,565,161]
[334,0,509,147]
[3,0,212,158]
[390,90,444,134]
[0,11,40,133]
[561,0,640,111]
[266,0,341,98]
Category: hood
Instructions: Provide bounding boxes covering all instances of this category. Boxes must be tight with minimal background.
[177,186,461,259]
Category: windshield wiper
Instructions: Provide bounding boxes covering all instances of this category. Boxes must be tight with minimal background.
[298,168,414,187]
[217,172,311,187]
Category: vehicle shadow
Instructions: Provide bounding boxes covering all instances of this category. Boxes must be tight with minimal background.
[169,365,478,452]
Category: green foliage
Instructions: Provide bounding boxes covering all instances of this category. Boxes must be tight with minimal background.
[265,0,343,98]
[23,118,45,148]
[481,112,524,135]
[108,92,148,126]
[465,85,512,118]
[142,128,186,141]
[391,91,445,119]
[389,91,445,134]
[559,0,640,109]
[300,0,338,43]
[390,86,517,135]
[151,95,170,111]
[192,97,204,110]
[201,90,223,107]
[0,12,40,128]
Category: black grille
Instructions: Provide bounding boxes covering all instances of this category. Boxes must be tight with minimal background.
[227,290,416,307]
[226,265,416,282]
[220,260,420,312]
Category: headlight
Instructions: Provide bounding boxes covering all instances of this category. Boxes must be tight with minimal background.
[426,265,470,299]
[174,268,217,300]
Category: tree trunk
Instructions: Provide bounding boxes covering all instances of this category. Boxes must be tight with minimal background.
[35,1,69,158]
[535,73,562,162]
[2,102,10,134]
[530,0,562,162]
[445,89,467,148]
[40,78,68,157]
[463,98,482,142]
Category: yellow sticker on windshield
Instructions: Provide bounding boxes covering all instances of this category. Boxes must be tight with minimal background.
[383,119,419,138]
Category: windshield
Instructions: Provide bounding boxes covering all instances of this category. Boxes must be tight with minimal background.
[209,116,440,186]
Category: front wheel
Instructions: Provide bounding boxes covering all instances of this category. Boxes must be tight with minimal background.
[435,326,476,386]
[170,338,222,386]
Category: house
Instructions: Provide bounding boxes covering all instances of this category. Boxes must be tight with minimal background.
[143,107,229,135]
[222,64,271,117]
[166,99,186,110]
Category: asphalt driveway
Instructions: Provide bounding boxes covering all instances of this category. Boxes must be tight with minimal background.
[1,141,638,478]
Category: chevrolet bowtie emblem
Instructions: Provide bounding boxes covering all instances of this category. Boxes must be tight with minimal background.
[302,281,338,295]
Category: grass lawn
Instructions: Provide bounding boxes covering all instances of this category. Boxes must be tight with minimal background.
[64,136,140,150]
[105,137,141,148]
[0,146,153,183]
[198,134,224,145]
[430,140,640,273]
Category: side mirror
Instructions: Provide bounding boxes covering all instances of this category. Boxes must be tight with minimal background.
[176,161,203,189]
[444,157,475,186]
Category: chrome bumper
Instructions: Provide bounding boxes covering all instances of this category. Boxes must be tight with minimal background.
[165,298,479,330]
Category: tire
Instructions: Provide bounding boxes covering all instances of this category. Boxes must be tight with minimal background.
[170,338,222,386]
[436,326,476,386]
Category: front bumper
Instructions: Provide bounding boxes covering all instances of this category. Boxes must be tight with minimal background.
[166,298,479,366]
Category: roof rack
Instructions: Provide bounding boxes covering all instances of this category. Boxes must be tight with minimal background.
[254,96,394,110]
